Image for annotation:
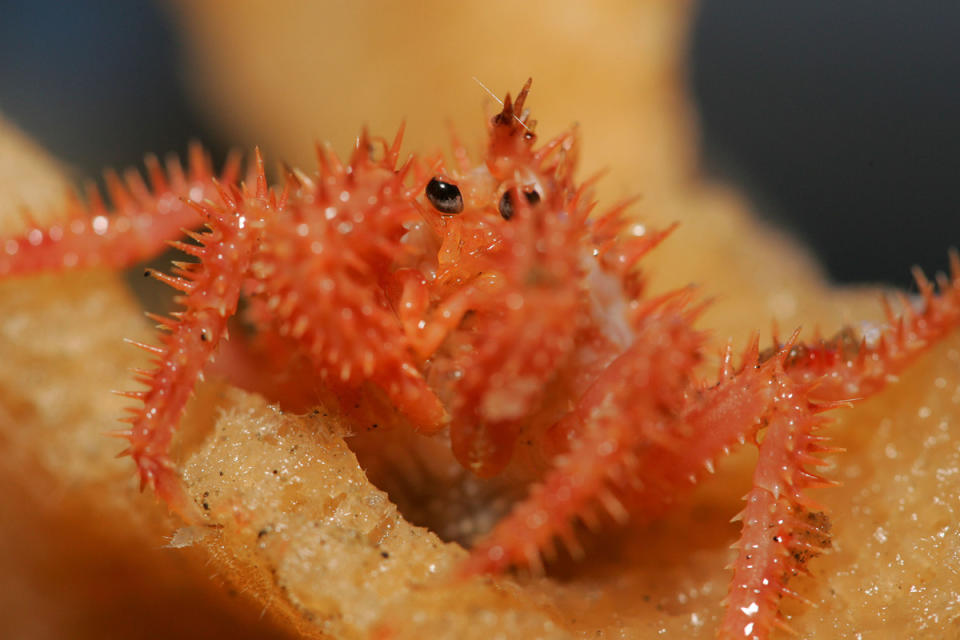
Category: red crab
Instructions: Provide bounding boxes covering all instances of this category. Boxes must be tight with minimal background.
[1,80,958,640]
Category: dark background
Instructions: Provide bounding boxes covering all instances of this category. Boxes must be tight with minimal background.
[1,0,958,288]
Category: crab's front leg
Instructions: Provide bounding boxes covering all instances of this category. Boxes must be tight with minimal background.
[246,220,449,435]
[395,267,476,362]
[115,177,268,519]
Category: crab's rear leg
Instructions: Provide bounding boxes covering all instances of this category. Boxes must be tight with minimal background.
[115,180,265,518]
[0,144,241,277]
[777,252,960,401]
[718,362,838,640]
[714,257,960,639]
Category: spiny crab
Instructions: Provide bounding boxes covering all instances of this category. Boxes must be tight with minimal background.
[1,80,958,639]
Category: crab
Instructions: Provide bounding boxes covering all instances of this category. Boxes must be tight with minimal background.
[1,80,958,640]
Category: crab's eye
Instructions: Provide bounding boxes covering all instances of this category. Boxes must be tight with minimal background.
[425,177,464,214]
[498,188,541,220]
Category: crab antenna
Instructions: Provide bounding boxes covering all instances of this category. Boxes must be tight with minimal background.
[471,76,531,132]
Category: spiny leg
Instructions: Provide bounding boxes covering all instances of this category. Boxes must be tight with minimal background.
[459,324,794,577]
[628,254,960,639]
[714,257,960,638]
[459,328,836,639]
[253,224,448,433]
[448,282,584,478]
[461,304,708,575]
[622,264,960,640]
[206,300,323,413]
[114,163,271,518]
[0,143,241,276]
[769,250,960,401]
[247,140,449,434]
[718,362,837,640]
[593,257,960,639]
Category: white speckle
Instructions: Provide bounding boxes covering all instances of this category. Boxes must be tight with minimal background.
[860,322,883,346]
[324,206,337,220]
[339,190,350,202]
[935,466,958,482]
[885,443,898,459]
[506,293,524,310]
[630,223,646,236]
[918,406,932,419]
[4,239,17,255]
[27,229,43,245]
[873,526,888,544]
[91,215,109,235]
[165,525,213,548]
[596,440,614,456]
[525,511,547,529]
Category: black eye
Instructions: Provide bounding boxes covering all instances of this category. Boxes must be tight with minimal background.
[426,177,463,214]
[498,188,540,220]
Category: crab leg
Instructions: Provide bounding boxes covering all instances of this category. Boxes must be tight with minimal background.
[779,252,960,401]
[0,144,241,276]
[718,366,835,640]
[249,218,449,434]
[461,306,708,575]
[395,267,478,362]
[114,172,266,519]
[204,315,322,414]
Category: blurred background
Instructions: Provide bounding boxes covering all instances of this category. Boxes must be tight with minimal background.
[0,0,957,288]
